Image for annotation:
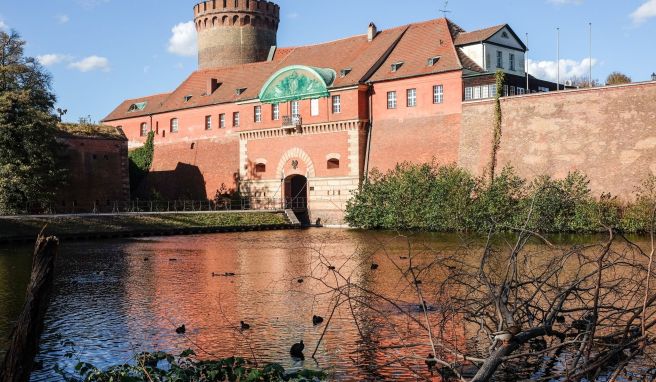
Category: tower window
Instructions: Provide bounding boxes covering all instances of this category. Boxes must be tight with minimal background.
[272,104,280,120]
[433,85,444,104]
[140,123,148,136]
[254,105,262,123]
[255,163,266,173]
[332,95,341,114]
[387,91,397,109]
[406,88,417,107]
[233,112,240,127]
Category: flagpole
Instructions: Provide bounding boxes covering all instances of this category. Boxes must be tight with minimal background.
[526,33,529,92]
[557,27,560,91]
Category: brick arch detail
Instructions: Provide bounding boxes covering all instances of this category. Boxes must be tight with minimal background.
[276,147,315,179]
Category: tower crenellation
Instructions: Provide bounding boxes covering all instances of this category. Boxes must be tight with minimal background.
[194,0,280,69]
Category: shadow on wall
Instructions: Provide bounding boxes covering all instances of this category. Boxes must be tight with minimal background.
[138,162,208,200]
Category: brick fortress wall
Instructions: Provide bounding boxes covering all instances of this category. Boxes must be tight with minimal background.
[459,82,656,199]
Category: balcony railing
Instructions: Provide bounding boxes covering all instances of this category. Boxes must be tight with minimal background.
[282,115,302,133]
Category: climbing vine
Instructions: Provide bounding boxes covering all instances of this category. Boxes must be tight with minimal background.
[128,131,154,196]
[489,70,505,183]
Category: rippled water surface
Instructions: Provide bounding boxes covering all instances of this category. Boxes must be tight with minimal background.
[0,229,653,381]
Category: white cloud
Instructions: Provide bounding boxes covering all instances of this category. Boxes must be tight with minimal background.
[528,58,598,82]
[287,12,299,19]
[631,0,656,25]
[168,21,197,57]
[56,14,70,24]
[69,56,110,72]
[36,54,71,66]
[0,19,8,32]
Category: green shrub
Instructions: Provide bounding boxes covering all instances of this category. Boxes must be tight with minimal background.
[128,131,154,196]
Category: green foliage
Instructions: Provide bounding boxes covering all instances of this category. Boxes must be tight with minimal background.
[68,351,326,382]
[605,71,632,85]
[347,162,650,233]
[128,131,154,196]
[0,30,67,214]
[489,70,505,182]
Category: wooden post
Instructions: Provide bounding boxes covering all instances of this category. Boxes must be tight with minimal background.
[0,233,59,382]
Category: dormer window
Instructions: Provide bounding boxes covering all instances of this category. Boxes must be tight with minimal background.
[391,62,404,72]
[235,87,246,95]
[127,102,147,112]
[427,56,440,67]
[183,95,192,102]
[340,68,352,77]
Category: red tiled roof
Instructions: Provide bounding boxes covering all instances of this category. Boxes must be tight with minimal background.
[103,93,169,122]
[453,24,506,46]
[104,17,509,121]
[367,18,463,82]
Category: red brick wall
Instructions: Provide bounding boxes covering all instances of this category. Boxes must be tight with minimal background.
[368,71,463,172]
[56,136,129,212]
[140,136,240,200]
[460,82,656,199]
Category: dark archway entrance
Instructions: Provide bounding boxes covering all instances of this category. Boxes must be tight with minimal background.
[284,175,307,210]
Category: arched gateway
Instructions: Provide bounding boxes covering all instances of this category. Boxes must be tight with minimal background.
[238,64,369,225]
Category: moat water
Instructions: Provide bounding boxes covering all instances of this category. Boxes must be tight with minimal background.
[0,229,653,381]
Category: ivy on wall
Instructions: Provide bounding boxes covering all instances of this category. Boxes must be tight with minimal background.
[128,132,154,196]
[489,70,505,183]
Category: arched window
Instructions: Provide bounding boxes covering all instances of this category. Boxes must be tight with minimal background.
[255,163,266,173]
[243,15,251,26]
[327,158,340,169]
[222,15,228,25]
[232,15,239,25]
[191,143,195,150]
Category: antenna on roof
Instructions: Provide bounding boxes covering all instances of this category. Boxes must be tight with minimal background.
[439,0,451,18]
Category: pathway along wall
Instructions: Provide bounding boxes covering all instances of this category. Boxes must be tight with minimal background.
[459,81,656,200]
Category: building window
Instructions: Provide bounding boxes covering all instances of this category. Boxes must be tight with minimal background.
[219,113,226,128]
[489,84,498,97]
[433,85,443,104]
[140,123,148,137]
[170,118,178,133]
[509,53,516,71]
[406,88,417,107]
[327,158,340,169]
[332,95,341,113]
[255,163,266,173]
[517,88,526,95]
[387,91,397,109]
[311,99,320,116]
[509,86,516,96]
[254,105,262,123]
[205,115,212,130]
[497,51,503,69]
[465,87,473,101]
[473,86,481,99]
[233,112,240,127]
[291,100,300,117]
[503,85,509,97]
[482,85,490,99]
[272,104,280,120]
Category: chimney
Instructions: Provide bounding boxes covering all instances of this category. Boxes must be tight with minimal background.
[207,78,220,95]
[368,22,378,42]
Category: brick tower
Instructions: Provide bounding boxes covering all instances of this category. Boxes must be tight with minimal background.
[194,0,280,69]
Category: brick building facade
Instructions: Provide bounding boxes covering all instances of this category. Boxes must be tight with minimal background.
[103,0,655,225]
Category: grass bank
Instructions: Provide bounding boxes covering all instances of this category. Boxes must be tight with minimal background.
[0,211,290,243]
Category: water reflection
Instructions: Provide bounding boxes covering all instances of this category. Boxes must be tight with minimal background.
[0,229,652,381]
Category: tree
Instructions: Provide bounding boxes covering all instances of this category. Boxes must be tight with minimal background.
[569,75,600,88]
[0,30,66,214]
[606,71,632,85]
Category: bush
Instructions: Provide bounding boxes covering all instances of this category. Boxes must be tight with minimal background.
[128,131,154,196]
[346,162,654,234]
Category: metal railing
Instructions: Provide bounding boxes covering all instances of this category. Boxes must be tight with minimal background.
[282,115,302,131]
[284,197,307,210]
[5,197,297,216]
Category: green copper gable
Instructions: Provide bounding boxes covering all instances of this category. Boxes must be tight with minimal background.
[259,65,336,104]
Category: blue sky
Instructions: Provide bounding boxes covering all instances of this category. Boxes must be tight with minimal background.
[0,0,655,122]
